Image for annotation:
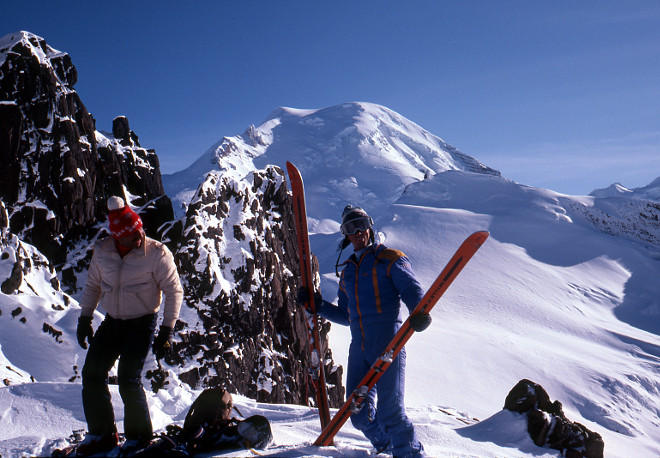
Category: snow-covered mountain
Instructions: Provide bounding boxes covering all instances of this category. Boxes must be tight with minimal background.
[579,179,660,248]
[164,102,499,221]
[590,177,660,200]
[166,102,660,456]
[2,31,660,457]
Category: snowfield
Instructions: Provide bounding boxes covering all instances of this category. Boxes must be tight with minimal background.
[2,102,660,457]
[0,382,563,457]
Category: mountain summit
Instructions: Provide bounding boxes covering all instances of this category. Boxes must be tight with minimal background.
[164,102,499,220]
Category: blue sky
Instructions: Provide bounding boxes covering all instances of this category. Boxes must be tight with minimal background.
[3,1,660,195]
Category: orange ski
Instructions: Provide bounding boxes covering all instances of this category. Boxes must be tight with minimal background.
[286,161,332,430]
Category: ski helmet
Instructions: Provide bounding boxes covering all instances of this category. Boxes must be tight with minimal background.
[335,205,375,276]
[340,205,373,235]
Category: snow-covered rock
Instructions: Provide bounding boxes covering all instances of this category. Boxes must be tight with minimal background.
[0,31,173,279]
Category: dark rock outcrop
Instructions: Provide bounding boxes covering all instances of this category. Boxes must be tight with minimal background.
[161,166,344,407]
[504,379,604,458]
[0,32,172,277]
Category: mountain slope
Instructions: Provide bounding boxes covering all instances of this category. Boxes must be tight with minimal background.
[163,101,660,456]
[4,169,660,456]
[583,179,660,249]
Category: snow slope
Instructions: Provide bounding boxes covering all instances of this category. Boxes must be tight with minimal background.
[2,102,660,457]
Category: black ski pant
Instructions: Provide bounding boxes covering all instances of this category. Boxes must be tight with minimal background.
[81,313,157,440]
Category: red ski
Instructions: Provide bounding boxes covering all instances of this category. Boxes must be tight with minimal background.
[286,161,332,430]
[314,230,489,446]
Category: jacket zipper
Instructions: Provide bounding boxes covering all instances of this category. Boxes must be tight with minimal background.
[116,252,125,318]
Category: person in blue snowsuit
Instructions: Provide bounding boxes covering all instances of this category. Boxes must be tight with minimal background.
[299,205,431,458]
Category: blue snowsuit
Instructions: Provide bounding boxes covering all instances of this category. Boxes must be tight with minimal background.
[318,243,425,458]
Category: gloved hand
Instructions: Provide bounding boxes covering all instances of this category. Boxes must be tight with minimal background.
[409,313,432,332]
[153,326,173,359]
[77,316,94,349]
[296,286,322,311]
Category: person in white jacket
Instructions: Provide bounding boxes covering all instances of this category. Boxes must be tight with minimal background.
[75,196,183,456]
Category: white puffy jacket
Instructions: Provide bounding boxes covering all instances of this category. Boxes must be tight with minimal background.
[79,236,183,328]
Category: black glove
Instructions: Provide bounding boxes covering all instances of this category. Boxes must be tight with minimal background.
[409,313,432,332]
[296,286,322,311]
[77,316,94,349]
[153,326,173,359]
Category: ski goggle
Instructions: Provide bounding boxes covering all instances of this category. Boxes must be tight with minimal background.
[340,216,373,235]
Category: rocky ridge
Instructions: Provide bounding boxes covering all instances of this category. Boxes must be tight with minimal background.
[164,166,343,405]
[0,31,173,280]
[0,31,342,408]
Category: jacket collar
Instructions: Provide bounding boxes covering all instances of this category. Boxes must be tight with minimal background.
[340,243,384,267]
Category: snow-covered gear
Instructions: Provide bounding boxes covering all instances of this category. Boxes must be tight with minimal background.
[152,325,172,359]
[317,242,425,456]
[74,432,119,456]
[505,379,605,457]
[107,196,143,239]
[119,437,153,456]
[185,414,272,454]
[236,415,273,450]
[130,388,273,456]
[76,316,94,349]
[78,236,183,329]
[117,435,181,457]
[138,415,272,457]
[409,312,432,332]
[182,387,235,435]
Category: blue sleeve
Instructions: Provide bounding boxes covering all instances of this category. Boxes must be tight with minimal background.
[317,288,350,326]
[390,256,425,313]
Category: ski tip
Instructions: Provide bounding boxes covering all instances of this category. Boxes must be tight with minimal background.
[285,161,301,181]
[471,230,490,245]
